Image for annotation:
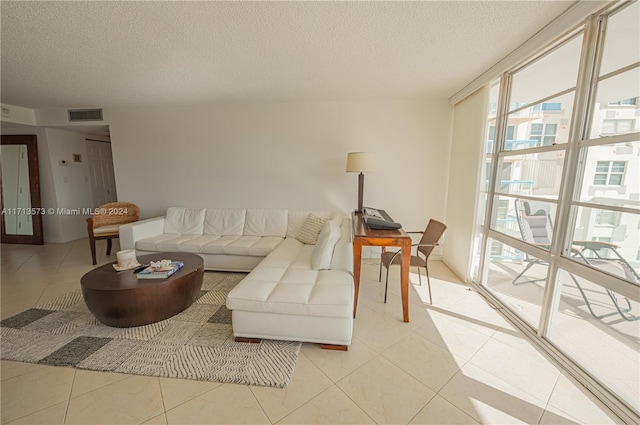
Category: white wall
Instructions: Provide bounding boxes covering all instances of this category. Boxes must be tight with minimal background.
[443,87,488,279]
[1,125,96,243]
[43,128,94,242]
[108,100,452,256]
[0,104,36,126]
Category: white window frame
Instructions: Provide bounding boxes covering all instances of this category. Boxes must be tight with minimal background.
[469,3,640,423]
[594,160,627,186]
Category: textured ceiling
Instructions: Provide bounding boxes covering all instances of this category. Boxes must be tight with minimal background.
[1,1,574,109]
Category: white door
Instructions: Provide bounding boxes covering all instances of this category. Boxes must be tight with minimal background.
[86,140,117,206]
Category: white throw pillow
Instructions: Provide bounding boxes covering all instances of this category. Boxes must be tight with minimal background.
[296,213,327,245]
[311,220,341,270]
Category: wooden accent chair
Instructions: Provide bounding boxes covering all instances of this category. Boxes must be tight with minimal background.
[378,219,447,304]
[87,202,140,265]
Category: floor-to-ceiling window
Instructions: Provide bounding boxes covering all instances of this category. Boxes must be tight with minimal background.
[473,2,639,421]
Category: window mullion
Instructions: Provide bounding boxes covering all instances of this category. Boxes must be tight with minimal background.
[478,76,512,287]
[580,131,640,148]
[538,14,604,338]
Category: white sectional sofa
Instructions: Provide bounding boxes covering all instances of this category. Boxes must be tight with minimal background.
[119,207,354,348]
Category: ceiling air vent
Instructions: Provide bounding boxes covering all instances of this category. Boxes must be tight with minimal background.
[68,108,103,122]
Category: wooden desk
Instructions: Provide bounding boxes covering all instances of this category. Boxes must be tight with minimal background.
[352,213,412,322]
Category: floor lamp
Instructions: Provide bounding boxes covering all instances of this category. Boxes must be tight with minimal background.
[346,152,376,213]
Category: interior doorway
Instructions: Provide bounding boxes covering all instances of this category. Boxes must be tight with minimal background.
[86,139,117,207]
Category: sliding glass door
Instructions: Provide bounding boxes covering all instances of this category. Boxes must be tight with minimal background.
[474,1,639,419]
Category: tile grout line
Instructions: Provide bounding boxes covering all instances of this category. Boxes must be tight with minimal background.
[0,365,75,424]
[381,330,441,425]
[4,249,32,276]
[537,373,562,425]
[415,296,489,419]
[32,241,77,306]
[417,295,502,425]
[354,264,483,423]
[278,348,381,423]
[160,381,223,419]
[155,376,168,424]
[62,368,76,424]
[247,382,277,425]
[320,342,391,424]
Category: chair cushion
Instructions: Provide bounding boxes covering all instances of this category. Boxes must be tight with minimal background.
[296,213,328,244]
[520,215,551,245]
[311,220,341,270]
[92,224,121,235]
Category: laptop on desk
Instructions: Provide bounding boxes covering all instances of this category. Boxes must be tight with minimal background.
[362,207,402,230]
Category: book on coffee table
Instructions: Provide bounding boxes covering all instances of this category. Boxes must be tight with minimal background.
[137,261,184,279]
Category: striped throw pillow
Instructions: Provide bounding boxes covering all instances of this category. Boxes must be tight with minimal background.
[296,214,328,245]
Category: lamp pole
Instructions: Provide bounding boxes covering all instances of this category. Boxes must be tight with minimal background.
[357,172,364,213]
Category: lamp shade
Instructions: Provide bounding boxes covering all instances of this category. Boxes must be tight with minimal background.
[346,152,376,173]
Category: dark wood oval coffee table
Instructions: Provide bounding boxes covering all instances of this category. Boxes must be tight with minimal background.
[81,252,204,327]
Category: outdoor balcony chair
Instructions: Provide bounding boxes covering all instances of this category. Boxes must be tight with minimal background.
[513,198,638,321]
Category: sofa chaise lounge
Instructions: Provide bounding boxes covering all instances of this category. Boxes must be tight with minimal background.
[119,207,354,348]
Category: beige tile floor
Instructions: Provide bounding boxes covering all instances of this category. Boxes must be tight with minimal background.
[0,240,624,424]
[485,260,640,414]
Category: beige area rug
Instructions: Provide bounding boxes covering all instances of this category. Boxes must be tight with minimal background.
[0,272,300,388]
